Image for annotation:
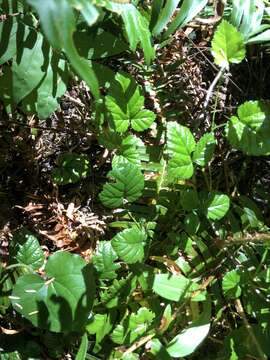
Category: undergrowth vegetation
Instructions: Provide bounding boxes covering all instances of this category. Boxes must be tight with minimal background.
[1,0,270,359]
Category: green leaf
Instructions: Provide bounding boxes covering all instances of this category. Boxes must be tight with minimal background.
[184,212,200,235]
[99,160,144,208]
[74,28,128,60]
[166,122,195,181]
[128,307,155,342]
[75,333,88,360]
[93,241,120,280]
[202,191,230,220]
[166,122,196,156]
[226,100,270,155]
[11,251,95,332]
[21,52,68,119]
[12,31,45,104]
[166,300,211,357]
[111,324,126,345]
[149,339,171,359]
[10,229,44,270]
[211,19,246,68]
[152,0,180,37]
[222,269,242,299]
[193,133,216,167]
[52,153,90,185]
[86,313,113,351]
[180,189,200,211]
[153,273,191,301]
[112,227,147,264]
[27,0,100,99]
[105,72,155,133]
[106,3,155,64]
[163,0,208,39]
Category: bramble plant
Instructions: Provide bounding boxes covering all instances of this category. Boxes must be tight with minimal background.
[1,0,270,359]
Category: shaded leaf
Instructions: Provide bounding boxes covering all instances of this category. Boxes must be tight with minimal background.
[93,241,120,280]
[193,133,216,167]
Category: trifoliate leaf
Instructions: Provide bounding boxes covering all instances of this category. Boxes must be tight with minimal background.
[112,227,147,264]
[93,241,120,280]
[99,160,144,208]
[211,19,245,68]
[11,252,95,332]
[105,72,155,133]
[226,101,270,155]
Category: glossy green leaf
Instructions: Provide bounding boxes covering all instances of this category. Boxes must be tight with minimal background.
[153,273,191,301]
[166,122,195,181]
[166,300,211,357]
[211,20,246,68]
[52,153,90,185]
[27,0,99,99]
[11,252,95,332]
[167,122,196,156]
[168,155,194,181]
[163,0,208,39]
[106,72,155,133]
[193,133,216,167]
[10,229,44,270]
[93,241,120,280]
[202,191,230,220]
[226,101,270,155]
[112,227,147,264]
[99,160,144,208]
[75,333,88,360]
[222,269,242,299]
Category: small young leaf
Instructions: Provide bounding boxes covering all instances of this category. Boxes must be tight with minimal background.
[93,241,120,280]
[52,153,90,185]
[211,19,245,68]
[99,160,144,208]
[153,273,191,301]
[193,133,216,167]
[10,229,44,270]
[202,191,230,220]
[112,227,147,264]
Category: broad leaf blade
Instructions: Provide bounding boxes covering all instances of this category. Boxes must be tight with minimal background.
[211,19,245,68]
[166,300,211,357]
[112,227,147,264]
[93,241,120,280]
[202,191,230,220]
[153,273,191,301]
